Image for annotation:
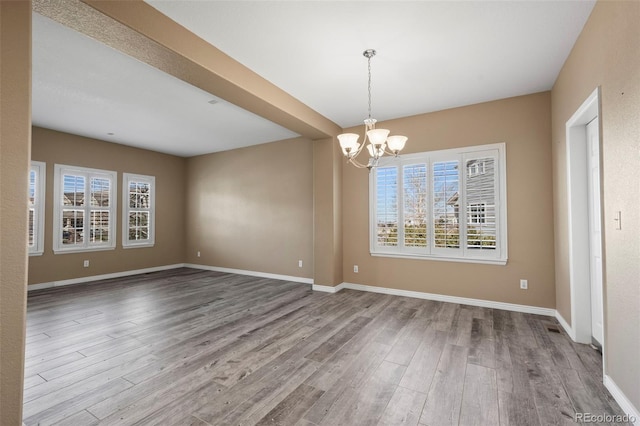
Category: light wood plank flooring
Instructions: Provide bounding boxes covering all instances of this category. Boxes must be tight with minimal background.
[24,268,629,425]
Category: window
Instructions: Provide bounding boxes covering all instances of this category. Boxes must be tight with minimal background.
[29,161,46,256]
[53,164,117,253]
[123,173,155,248]
[370,143,507,264]
[467,161,486,176]
[467,203,486,224]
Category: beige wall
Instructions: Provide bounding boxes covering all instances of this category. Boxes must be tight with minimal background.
[185,137,314,279]
[0,1,31,423]
[28,127,187,285]
[342,92,556,308]
[313,137,343,286]
[551,0,640,411]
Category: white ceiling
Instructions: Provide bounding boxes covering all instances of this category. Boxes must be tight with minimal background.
[31,13,299,157]
[33,1,596,157]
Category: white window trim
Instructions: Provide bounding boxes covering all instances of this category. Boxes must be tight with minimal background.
[369,143,508,265]
[122,173,155,248]
[29,161,46,256]
[53,164,117,254]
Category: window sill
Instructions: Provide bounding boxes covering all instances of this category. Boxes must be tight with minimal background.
[122,243,155,249]
[370,252,507,265]
[53,246,116,255]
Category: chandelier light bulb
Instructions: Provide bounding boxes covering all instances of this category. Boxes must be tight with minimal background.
[367,128,390,146]
[338,133,360,155]
[367,143,386,158]
[387,135,408,153]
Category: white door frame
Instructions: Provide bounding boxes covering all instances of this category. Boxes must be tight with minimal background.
[565,87,603,344]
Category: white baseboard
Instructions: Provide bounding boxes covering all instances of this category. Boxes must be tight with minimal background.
[28,263,313,291]
[312,283,346,293]
[28,263,186,291]
[320,281,555,316]
[554,310,576,340]
[185,263,313,285]
[604,375,640,425]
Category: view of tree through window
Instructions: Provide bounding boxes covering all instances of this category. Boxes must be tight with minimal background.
[375,167,398,247]
[433,161,460,249]
[403,164,427,247]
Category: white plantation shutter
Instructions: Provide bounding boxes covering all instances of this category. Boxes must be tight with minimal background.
[403,164,428,248]
[54,165,117,253]
[28,162,45,255]
[374,166,398,247]
[90,177,111,243]
[432,160,460,251]
[465,156,497,252]
[370,143,507,264]
[62,174,86,248]
[123,174,155,248]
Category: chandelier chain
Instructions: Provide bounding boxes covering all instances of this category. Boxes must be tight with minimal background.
[367,54,372,120]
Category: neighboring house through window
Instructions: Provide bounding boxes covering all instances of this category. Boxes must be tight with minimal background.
[123,173,155,248]
[53,164,117,253]
[29,161,46,256]
[370,143,507,264]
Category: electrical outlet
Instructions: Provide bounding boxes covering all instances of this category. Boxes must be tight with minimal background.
[520,279,528,290]
[197,251,201,257]
[354,265,359,273]
[83,260,89,268]
[298,260,303,268]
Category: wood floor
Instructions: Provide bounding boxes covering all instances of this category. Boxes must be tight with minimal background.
[24,268,628,426]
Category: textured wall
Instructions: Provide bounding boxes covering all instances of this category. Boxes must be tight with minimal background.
[0,1,31,423]
[551,0,640,412]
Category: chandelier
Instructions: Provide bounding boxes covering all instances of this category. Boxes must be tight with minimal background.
[338,49,408,169]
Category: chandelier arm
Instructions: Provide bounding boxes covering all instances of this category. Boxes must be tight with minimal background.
[382,147,400,157]
[347,157,369,169]
[344,122,372,160]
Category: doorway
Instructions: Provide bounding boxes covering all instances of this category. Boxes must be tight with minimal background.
[566,87,604,346]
